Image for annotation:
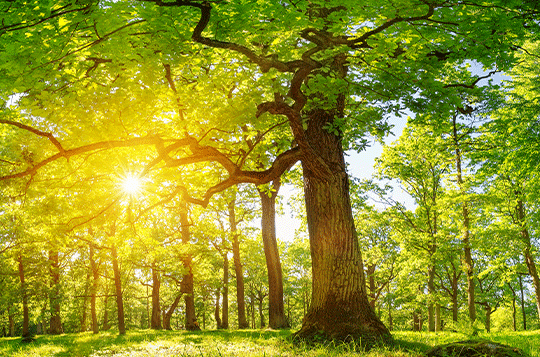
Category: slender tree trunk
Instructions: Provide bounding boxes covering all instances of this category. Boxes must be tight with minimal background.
[229,198,249,329]
[80,270,90,333]
[250,292,256,328]
[163,294,182,330]
[103,292,110,330]
[222,252,229,329]
[427,266,435,332]
[90,244,99,334]
[151,266,162,329]
[18,255,30,338]
[485,306,491,333]
[49,250,63,334]
[387,291,393,331]
[452,272,459,322]
[435,304,441,332]
[413,311,421,332]
[366,264,377,309]
[111,244,126,335]
[179,200,200,330]
[8,313,15,337]
[258,180,289,329]
[515,198,540,320]
[214,288,222,329]
[293,107,390,343]
[258,293,266,328]
[512,291,517,331]
[452,116,476,323]
[519,275,527,330]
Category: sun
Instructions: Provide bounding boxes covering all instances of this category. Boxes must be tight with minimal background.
[120,173,143,196]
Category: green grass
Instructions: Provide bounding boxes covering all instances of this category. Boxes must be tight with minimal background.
[0,329,538,357]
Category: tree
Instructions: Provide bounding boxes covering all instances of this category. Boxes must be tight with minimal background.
[376,122,452,331]
[2,0,538,343]
[258,179,289,329]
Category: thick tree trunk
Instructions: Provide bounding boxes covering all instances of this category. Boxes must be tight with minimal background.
[18,255,30,338]
[179,200,200,330]
[229,198,249,329]
[111,244,126,335]
[151,267,162,329]
[214,288,222,329]
[49,250,63,334]
[258,180,289,329]
[90,244,99,334]
[453,116,476,323]
[294,109,390,344]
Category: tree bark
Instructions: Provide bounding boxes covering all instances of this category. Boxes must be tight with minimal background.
[258,292,266,328]
[258,180,289,329]
[8,313,15,337]
[435,304,441,332]
[293,108,390,344]
[103,293,110,330]
[451,269,459,322]
[151,266,162,329]
[214,288,222,329]
[18,255,30,338]
[515,198,540,320]
[484,305,492,333]
[427,266,435,332]
[221,252,229,329]
[452,116,476,323]
[90,244,99,334]
[519,274,527,330]
[179,200,200,330]
[111,244,126,335]
[49,250,63,334]
[413,311,422,332]
[163,294,182,330]
[250,292,256,328]
[366,264,377,309]
[80,270,90,333]
[228,197,249,329]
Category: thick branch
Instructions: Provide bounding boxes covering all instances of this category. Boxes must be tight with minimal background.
[0,120,64,152]
[0,133,176,181]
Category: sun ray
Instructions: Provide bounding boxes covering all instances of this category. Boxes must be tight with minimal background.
[120,173,143,196]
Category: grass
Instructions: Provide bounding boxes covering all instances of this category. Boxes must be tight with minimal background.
[0,329,538,357]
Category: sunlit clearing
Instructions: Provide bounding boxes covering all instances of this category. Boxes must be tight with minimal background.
[121,173,143,196]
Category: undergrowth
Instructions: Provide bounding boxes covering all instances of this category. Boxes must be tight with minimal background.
[0,329,537,357]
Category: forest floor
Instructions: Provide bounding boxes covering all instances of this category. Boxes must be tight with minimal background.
[0,329,538,357]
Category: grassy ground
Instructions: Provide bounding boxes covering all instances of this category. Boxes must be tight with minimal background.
[0,329,538,357]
